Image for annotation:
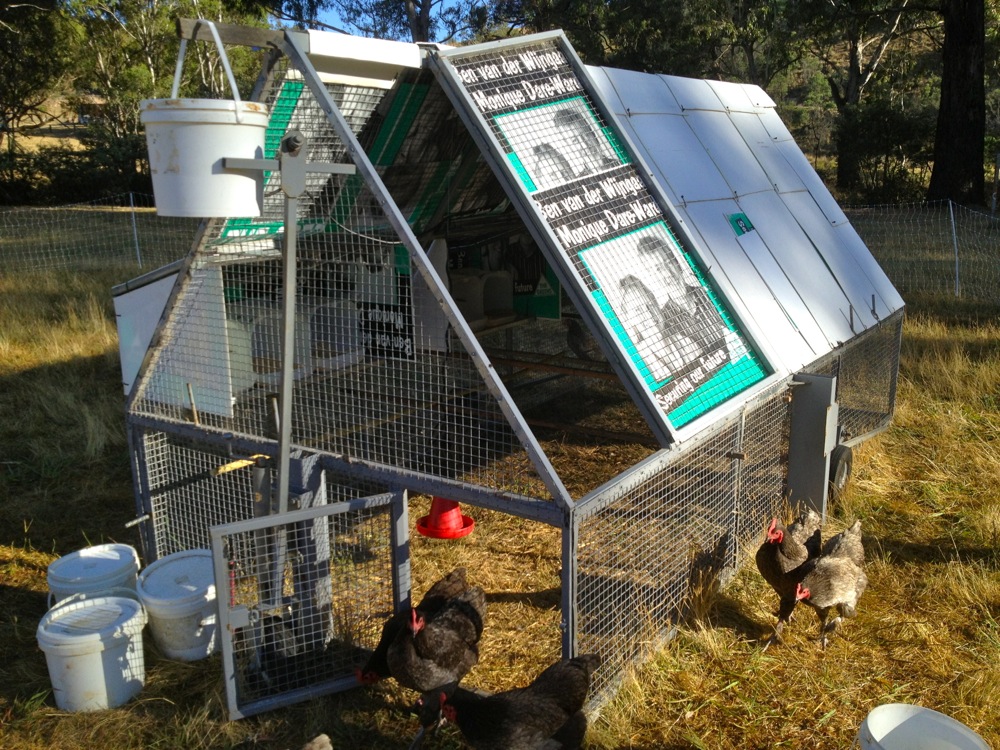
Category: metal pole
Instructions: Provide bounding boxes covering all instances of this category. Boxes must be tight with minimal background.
[992,153,999,214]
[275,131,307,515]
[129,192,143,268]
[222,133,354,518]
[948,199,960,298]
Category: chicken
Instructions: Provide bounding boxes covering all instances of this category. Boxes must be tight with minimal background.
[412,653,602,750]
[754,508,822,648]
[796,519,867,648]
[386,581,486,692]
[821,518,864,566]
[788,508,823,560]
[356,567,475,686]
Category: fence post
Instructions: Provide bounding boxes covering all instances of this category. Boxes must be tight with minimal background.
[129,192,143,268]
[948,199,960,298]
[992,153,999,213]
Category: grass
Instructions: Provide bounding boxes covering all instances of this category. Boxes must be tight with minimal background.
[2,269,1000,749]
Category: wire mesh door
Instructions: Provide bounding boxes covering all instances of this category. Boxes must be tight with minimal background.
[210,490,408,719]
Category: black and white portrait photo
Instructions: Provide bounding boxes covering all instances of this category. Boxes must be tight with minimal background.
[495,98,622,191]
[581,227,734,385]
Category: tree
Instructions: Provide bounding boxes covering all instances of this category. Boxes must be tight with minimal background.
[927,0,985,204]
[0,1,79,151]
[802,0,939,191]
[240,0,495,41]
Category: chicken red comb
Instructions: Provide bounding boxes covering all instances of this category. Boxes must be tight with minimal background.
[409,607,425,633]
[795,582,811,601]
[766,518,783,543]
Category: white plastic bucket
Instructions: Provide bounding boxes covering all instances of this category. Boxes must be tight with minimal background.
[140,20,268,218]
[47,543,140,606]
[857,703,989,750]
[136,549,218,661]
[36,595,147,711]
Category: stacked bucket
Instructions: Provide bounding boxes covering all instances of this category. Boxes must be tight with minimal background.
[37,543,218,711]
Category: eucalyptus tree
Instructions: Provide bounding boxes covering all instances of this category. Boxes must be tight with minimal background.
[63,0,265,138]
[0,0,79,151]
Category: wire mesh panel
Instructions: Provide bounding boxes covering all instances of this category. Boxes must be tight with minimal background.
[574,383,790,707]
[735,385,794,559]
[211,491,405,719]
[574,430,739,704]
[834,311,903,444]
[136,429,257,559]
[128,57,558,512]
[805,309,904,445]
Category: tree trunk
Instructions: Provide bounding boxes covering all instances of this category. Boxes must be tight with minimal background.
[927,0,985,204]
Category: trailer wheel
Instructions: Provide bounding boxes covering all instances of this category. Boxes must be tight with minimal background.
[829,443,853,500]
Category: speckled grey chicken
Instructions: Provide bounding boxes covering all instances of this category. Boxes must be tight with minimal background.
[754,508,822,648]
[412,653,602,750]
[356,567,483,688]
[821,518,864,567]
[796,519,867,648]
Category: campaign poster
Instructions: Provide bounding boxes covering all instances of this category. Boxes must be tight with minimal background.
[441,38,769,428]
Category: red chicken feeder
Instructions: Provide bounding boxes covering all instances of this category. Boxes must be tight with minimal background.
[417,497,475,539]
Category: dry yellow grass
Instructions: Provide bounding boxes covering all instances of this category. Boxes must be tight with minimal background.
[2,271,999,749]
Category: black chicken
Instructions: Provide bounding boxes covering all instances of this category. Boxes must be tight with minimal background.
[356,567,475,686]
[387,581,486,692]
[754,508,822,649]
[412,653,603,750]
[796,519,867,648]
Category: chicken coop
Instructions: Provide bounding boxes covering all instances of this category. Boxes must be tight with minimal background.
[120,20,905,719]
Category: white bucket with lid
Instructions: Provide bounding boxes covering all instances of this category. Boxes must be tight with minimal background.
[140,19,268,218]
[856,703,989,750]
[47,543,140,606]
[136,548,218,661]
[36,595,147,711]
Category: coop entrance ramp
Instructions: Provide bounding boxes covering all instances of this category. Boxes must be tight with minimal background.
[209,490,407,720]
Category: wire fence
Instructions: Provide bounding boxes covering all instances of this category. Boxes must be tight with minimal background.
[0,193,199,273]
[2,194,999,304]
[845,200,1000,303]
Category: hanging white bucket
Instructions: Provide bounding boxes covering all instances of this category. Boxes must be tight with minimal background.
[36,595,147,712]
[141,20,268,218]
[136,548,218,662]
[46,542,140,607]
[856,703,989,750]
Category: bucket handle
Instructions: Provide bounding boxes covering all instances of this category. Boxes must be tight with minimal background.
[170,19,245,124]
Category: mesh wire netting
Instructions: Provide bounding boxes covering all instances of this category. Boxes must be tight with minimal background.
[805,310,903,444]
[128,60,554,505]
[211,492,400,718]
[844,201,1000,303]
[575,383,790,704]
[0,193,198,271]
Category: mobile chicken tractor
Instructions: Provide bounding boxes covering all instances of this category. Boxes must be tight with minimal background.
[121,19,904,719]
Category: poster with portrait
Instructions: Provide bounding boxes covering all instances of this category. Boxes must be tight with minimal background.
[438,36,769,430]
[580,225,744,416]
[494,98,624,192]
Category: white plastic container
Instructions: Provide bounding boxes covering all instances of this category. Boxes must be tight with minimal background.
[140,20,268,218]
[36,596,147,712]
[857,703,989,750]
[136,549,218,661]
[47,543,140,606]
